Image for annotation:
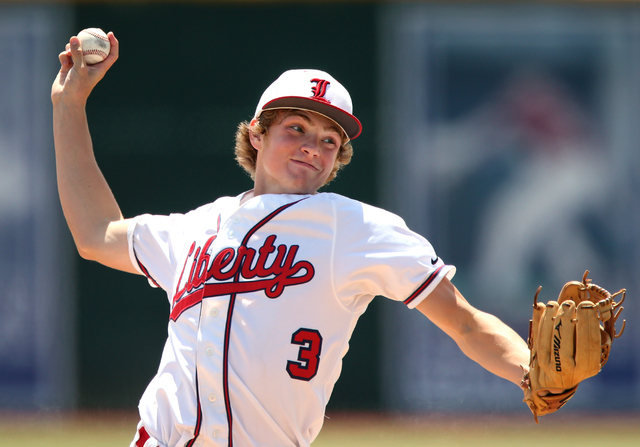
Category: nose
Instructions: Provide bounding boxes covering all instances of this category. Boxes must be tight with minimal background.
[300,136,320,156]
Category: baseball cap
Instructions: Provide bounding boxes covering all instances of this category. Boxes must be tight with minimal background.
[255,69,362,140]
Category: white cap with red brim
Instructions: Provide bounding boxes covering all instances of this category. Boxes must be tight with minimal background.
[255,69,362,140]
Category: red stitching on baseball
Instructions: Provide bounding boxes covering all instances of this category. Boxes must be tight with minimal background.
[84,49,108,57]
[85,31,109,42]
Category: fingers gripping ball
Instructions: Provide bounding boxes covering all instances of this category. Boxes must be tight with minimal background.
[523,270,626,422]
[78,28,110,65]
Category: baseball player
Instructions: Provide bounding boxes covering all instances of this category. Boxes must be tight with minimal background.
[52,32,531,446]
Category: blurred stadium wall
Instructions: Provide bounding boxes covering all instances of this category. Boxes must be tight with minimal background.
[378,3,640,412]
[0,1,637,416]
[0,4,76,409]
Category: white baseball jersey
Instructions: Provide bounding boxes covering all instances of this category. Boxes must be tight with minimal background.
[127,191,455,447]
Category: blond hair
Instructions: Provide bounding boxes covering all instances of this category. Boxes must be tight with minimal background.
[234,109,353,185]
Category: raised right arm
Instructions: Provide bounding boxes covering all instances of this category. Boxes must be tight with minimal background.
[52,32,139,274]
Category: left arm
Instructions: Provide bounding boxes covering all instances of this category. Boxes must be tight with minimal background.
[416,277,529,386]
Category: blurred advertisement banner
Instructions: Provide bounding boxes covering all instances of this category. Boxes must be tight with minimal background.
[379,3,639,412]
[0,5,75,408]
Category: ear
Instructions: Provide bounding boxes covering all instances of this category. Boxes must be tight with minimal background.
[248,118,262,151]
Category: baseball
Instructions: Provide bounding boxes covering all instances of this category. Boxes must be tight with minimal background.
[77,28,110,65]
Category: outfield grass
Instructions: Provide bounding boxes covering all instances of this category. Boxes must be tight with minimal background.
[0,410,638,446]
[0,411,137,447]
[315,411,640,446]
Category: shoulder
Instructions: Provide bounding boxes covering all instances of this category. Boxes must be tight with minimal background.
[312,192,407,227]
[309,192,369,210]
[135,195,239,233]
[184,195,239,217]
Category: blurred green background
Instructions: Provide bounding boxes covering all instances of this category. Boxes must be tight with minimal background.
[73,1,381,411]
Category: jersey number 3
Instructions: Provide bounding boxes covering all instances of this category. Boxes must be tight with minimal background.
[286,328,323,381]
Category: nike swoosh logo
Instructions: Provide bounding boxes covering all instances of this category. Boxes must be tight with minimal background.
[431,257,439,265]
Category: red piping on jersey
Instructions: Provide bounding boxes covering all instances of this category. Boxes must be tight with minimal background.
[219,198,307,446]
[134,252,162,288]
[403,265,445,306]
[184,371,203,446]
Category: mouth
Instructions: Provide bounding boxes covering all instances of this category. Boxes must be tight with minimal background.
[291,159,318,171]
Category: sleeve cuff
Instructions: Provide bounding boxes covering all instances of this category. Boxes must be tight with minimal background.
[127,215,145,276]
[404,265,456,309]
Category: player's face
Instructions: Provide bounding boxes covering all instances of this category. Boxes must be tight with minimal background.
[250,110,343,195]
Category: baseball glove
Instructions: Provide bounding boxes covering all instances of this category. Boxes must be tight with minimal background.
[522,270,626,422]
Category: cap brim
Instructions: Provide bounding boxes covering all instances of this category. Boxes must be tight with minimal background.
[261,97,362,140]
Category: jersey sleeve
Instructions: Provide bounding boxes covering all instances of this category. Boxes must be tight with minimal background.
[332,201,455,309]
[127,213,188,295]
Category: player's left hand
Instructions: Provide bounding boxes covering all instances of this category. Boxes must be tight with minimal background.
[522,270,626,422]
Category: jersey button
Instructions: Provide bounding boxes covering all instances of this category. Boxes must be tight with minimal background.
[206,347,214,356]
[208,394,217,402]
[213,429,221,438]
[210,308,218,317]
[232,216,240,224]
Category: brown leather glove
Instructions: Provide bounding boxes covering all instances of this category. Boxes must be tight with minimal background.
[522,270,625,422]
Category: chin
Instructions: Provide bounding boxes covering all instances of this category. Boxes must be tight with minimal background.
[285,180,323,195]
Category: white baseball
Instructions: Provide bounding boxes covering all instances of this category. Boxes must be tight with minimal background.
[78,28,110,65]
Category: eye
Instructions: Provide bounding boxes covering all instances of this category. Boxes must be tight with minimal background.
[290,124,304,133]
[322,137,337,146]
